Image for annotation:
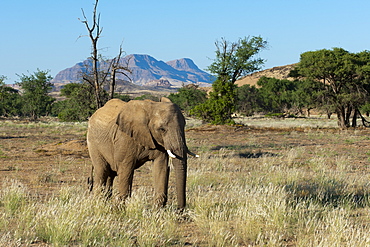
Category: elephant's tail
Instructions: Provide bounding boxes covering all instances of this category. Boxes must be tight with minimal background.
[88,165,94,192]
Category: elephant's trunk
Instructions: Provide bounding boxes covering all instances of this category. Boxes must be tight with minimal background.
[165,129,187,209]
[172,154,187,209]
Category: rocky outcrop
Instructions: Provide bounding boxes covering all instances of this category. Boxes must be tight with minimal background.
[236,64,297,87]
[144,78,171,88]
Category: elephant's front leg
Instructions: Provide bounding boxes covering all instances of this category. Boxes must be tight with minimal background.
[116,163,135,201]
[152,153,170,207]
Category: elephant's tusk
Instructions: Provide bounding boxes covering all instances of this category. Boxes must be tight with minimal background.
[188,150,200,158]
[167,150,176,158]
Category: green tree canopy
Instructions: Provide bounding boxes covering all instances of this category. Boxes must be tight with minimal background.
[294,48,370,128]
[192,36,268,124]
[291,79,324,116]
[257,76,297,114]
[17,70,55,120]
[255,77,323,116]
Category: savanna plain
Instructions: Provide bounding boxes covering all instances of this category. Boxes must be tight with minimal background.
[1,116,370,246]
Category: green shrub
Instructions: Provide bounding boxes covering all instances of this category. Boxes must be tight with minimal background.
[168,86,207,115]
[52,83,97,121]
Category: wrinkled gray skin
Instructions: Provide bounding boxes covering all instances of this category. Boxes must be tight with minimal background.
[87,98,188,209]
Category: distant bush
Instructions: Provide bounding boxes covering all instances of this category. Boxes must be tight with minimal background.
[0,83,22,117]
[134,94,160,102]
[264,112,286,118]
[168,86,207,115]
[113,93,131,102]
[191,79,237,125]
[16,70,55,120]
[236,84,263,116]
[52,83,98,122]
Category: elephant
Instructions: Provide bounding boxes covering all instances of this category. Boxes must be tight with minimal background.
[87,97,195,209]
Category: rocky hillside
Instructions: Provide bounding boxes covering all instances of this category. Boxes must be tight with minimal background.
[51,54,214,88]
[235,64,297,87]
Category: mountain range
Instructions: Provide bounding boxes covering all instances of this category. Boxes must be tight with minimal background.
[51,54,214,88]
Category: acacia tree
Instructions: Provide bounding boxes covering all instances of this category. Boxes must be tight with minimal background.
[291,79,324,117]
[192,36,267,124]
[295,48,370,128]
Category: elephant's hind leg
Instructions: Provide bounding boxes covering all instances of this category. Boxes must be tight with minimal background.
[89,150,113,197]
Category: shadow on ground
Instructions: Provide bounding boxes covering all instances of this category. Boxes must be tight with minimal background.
[210,145,279,158]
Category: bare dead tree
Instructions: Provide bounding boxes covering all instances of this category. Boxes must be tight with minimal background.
[79,0,131,107]
[80,0,103,108]
[109,44,132,100]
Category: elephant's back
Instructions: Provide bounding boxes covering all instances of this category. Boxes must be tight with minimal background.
[104,98,127,108]
[91,99,126,122]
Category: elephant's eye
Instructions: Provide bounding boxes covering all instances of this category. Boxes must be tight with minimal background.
[159,127,166,133]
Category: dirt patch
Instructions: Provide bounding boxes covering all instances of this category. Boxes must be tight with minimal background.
[36,140,89,157]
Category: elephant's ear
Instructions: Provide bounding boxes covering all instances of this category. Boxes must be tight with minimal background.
[116,102,156,149]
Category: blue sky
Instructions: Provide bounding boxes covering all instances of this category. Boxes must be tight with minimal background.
[1,0,370,83]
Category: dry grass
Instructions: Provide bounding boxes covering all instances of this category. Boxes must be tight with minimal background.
[1,117,370,246]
